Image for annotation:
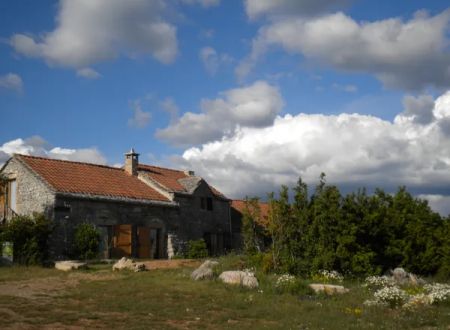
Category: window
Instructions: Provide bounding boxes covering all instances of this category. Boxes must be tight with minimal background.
[206,197,213,211]
[200,197,213,211]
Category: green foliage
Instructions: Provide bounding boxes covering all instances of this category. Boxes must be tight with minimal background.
[0,213,52,265]
[246,174,449,278]
[73,223,101,260]
[241,197,264,255]
[186,239,209,259]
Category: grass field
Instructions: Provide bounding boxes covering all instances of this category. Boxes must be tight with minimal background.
[0,256,449,329]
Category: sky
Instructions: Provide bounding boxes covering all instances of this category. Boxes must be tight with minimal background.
[1,0,450,215]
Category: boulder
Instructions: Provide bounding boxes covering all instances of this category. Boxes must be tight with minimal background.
[392,268,408,283]
[390,267,424,286]
[191,260,219,281]
[218,271,259,289]
[55,260,88,271]
[112,257,147,272]
[309,284,349,295]
[0,257,12,267]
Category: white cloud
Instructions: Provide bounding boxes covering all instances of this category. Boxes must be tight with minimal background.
[199,46,232,75]
[181,0,220,8]
[177,89,450,209]
[156,81,283,145]
[245,0,349,20]
[238,10,450,90]
[10,0,177,70]
[0,73,23,92]
[76,67,101,79]
[0,136,106,166]
[128,101,152,129]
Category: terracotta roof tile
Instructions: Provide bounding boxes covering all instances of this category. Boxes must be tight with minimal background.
[138,164,227,199]
[138,164,188,192]
[231,200,270,227]
[18,155,169,202]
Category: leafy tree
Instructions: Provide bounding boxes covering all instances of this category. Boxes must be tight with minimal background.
[0,213,53,265]
[73,223,101,260]
[241,197,264,255]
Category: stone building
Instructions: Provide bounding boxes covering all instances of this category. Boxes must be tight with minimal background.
[0,150,232,259]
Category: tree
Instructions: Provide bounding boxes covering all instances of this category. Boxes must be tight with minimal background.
[241,197,263,255]
[73,223,101,260]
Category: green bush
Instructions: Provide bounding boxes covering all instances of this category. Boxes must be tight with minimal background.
[186,239,209,259]
[73,223,100,260]
[0,213,53,265]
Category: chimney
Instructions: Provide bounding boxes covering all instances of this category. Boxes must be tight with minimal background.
[124,148,139,176]
[184,170,195,176]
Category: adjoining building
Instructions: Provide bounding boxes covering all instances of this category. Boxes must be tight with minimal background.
[0,149,232,259]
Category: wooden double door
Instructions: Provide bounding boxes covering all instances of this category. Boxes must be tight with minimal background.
[111,225,161,259]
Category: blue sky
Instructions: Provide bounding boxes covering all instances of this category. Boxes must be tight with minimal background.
[1,0,450,214]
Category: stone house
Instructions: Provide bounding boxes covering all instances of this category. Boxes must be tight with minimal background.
[0,150,232,259]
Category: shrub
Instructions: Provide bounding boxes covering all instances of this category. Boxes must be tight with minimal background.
[274,274,311,295]
[365,286,409,308]
[311,270,344,283]
[73,223,100,260]
[186,239,208,259]
[0,213,53,265]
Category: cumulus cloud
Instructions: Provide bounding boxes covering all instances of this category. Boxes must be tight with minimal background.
[156,81,283,145]
[176,89,450,213]
[0,73,23,92]
[0,136,106,166]
[128,101,152,129]
[76,67,101,79]
[10,0,177,70]
[199,46,233,75]
[237,10,450,90]
[245,0,349,20]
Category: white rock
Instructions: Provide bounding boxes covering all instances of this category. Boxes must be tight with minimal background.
[309,284,349,295]
[219,271,259,289]
[191,260,219,281]
[55,260,88,271]
[112,257,147,272]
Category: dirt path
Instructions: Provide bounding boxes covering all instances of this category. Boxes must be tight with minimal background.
[142,258,201,270]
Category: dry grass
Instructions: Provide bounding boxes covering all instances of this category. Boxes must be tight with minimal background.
[0,258,449,329]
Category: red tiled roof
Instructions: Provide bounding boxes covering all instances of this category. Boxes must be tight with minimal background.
[138,164,188,192]
[138,164,227,199]
[17,155,170,202]
[231,199,270,226]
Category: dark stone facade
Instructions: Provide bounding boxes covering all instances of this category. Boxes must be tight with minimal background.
[1,157,232,260]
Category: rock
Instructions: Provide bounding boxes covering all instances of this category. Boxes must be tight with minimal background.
[309,284,349,295]
[218,270,259,289]
[390,267,423,286]
[191,260,219,281]
[0,257,12,267]
[55,260,88,271]
[112,257,147,272]
[392,268,408,283]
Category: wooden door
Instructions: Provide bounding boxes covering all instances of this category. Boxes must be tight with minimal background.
[137,226,151,258]
[112,225,132,258]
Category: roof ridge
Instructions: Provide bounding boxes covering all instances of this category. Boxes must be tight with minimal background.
[138,163,187,174]
[15,153,124,171]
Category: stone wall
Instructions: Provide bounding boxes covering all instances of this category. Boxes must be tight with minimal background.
[173,181,232,255]
[1,158,55,218]
[51,196,178,259]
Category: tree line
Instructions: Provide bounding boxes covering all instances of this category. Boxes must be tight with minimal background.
[242,174,449,278]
